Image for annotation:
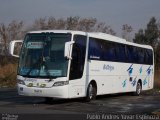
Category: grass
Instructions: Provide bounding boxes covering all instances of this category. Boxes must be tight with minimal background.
[0,63,17,88]
[154,69,160,88]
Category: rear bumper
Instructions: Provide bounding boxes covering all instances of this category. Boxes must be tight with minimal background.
[17,84,69,98]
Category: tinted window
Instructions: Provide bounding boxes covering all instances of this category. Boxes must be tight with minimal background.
[146,49,153,65]
[115,44,127,62]
[137,48,145,64]
[88,37,153,65]
[88,38,117,61]
[126,45,153,65]
[69,35,87,80]
[126,46,137,63]
[102,41,116,61]
[88,38,101,60]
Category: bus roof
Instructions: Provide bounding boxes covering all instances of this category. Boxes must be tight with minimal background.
[28,30,153,50]
[28,30,87,35]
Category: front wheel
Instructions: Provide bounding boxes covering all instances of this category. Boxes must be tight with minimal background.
[85,83,97,102]
[134,82,142,96]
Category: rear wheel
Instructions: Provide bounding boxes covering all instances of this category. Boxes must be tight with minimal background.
[85,83,97,102]
[134,82,142,96]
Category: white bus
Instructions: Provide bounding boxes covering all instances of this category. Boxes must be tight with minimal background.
[9,30,154,101]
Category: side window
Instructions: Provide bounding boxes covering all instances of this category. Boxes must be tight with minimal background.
[146,49,153,65]
[88,38,101,60]
[69,35,87,80]
[88,38,153,65]
[102,41,116,61]
[115,43,127,62]
[144,49,148,64]
[88,38,117,62]
[137,47,145,64]
[126,45,137,63]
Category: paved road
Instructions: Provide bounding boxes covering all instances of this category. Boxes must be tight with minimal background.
[0,88,160,120]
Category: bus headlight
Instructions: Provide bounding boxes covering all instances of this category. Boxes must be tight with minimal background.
[17,79,25,85]
[53,81,69,86]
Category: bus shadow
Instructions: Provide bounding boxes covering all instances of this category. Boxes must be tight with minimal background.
[44,92,134,105]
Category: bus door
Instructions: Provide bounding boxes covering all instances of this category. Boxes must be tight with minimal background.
[68,35,87,98]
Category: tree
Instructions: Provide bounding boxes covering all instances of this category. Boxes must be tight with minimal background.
[133,17,159,48]
[133,17,160,69]
[145,17,159,48]
[156,42,160,68]
[134,29,145,44]
[0,21,24,55]
[95,22,116,35]
[0,24,8,55]
[32,18,47,30]
[122,24,133,41]
[66,16,80,30]
[31,16,116,35]
[47,17,57,29]
[77,18,97,32]
[8,21,24,40]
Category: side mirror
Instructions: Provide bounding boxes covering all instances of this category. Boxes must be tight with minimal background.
[9,40,23,58]
[64,41,75,59]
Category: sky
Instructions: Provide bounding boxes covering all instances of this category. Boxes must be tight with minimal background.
[0,0,160,37]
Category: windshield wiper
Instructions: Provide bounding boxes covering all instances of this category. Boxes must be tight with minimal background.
[22,75,58,79]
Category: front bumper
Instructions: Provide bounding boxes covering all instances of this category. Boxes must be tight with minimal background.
[17,84,69,98]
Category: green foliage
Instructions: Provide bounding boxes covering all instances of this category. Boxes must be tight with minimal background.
[145,17,159,48]
[155,43,160,69]
[133,17,159,48]
[134,29,146,44]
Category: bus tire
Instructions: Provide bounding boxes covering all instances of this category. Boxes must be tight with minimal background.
[134,82,142,96]
[85,83,97,102]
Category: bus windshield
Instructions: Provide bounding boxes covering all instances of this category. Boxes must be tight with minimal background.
[18,33,71,78]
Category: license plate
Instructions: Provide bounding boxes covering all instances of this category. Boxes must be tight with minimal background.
[34,89,42,93]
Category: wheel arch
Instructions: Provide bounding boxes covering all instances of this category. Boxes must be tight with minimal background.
[88,80,97,94]
[85,80,97,102]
